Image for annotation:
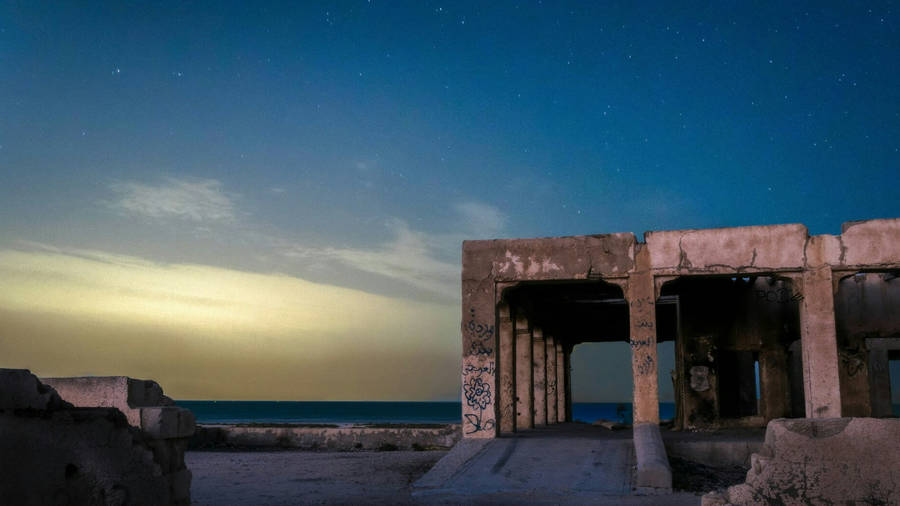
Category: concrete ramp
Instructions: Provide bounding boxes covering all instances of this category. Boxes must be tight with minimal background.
[414,432,635,497]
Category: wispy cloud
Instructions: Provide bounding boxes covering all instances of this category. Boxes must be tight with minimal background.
[281,201,507,301]
[454,201,506,238]
[108,176,236,222]
[283,219,460,300]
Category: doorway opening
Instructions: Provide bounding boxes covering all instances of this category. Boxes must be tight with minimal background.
[659,275,802,429]
[503,279,630,427]
[570,341,633,424]
[835,271,900,417]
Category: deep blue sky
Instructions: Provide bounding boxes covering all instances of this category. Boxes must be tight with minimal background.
[1,2,898,401]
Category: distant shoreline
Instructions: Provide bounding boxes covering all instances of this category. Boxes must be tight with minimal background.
[175,400,679,425]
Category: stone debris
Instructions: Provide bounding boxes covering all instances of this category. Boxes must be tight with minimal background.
[0,369,194,505]
[702,417,900,505]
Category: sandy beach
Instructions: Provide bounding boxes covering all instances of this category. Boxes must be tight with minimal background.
[186,450,704,505]
[187,450,446,505]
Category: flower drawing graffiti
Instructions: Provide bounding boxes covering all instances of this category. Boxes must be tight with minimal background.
[463,375,492,410]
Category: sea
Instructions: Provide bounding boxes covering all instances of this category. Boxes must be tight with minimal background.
[175,401,677,425]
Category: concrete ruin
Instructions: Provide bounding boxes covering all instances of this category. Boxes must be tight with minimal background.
[460,218,900,438]
[0,369,194,505]
[459,219,899,492]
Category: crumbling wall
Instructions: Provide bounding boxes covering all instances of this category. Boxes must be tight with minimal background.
[0,369,175,505]
[703,417,900,505]
[42,375,195,504]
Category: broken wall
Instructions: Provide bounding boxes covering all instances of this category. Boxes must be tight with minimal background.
[0,369,178,505]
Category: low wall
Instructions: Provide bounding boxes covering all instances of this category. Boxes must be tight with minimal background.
[703,417,900,505]
[191,424,461,451]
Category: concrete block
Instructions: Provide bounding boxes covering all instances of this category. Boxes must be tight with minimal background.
[140,407,195,439]
[43,376,142,426]
[633,423,672,492]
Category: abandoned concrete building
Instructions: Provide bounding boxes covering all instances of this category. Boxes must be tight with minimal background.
[460,218,900,438]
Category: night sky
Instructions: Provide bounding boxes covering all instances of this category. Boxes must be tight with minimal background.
[1,2,898,401]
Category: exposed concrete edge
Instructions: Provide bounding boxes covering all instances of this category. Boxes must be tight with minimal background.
[412,438,492,492]
[633,423,672,494]
[192,424,460,451]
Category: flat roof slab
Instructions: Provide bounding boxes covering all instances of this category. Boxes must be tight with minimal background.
[645,224,808,273]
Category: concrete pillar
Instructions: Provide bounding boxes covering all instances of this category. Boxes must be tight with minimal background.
[869,348,893,417]
[498,303,516,433]
[532,327,548,426]
[564,344,574,422]
[556,342,566,422]
[515,312,534,430]
[799,236,842,418]
[546,335,557,424]
[759,348,791,420]
[788,340,806,417]
[628,245,660,425]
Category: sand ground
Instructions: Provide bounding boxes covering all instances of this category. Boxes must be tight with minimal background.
[186,450,703,505]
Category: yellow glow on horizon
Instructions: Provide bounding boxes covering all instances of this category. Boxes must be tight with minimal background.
[0,247,461,400]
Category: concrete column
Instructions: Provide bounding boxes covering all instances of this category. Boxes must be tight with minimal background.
[556,342,566,422]
[515,312,534,430]
[788,340,806,417]
[546,335,558,424]
[532,327,548,426]
[799,236,842,418]
[498,303,516,433]
[868,348,892,417]
[628,244,660,425]
[564,344,574,422]
[759,348,791,420]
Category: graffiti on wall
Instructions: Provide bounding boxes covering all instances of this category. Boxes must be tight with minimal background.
[756,288,803,304]
[465,307,495,340]
[636,354,655,375]
[464,362,496,376]
[462,307,496,434]
[463,374,496,434]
